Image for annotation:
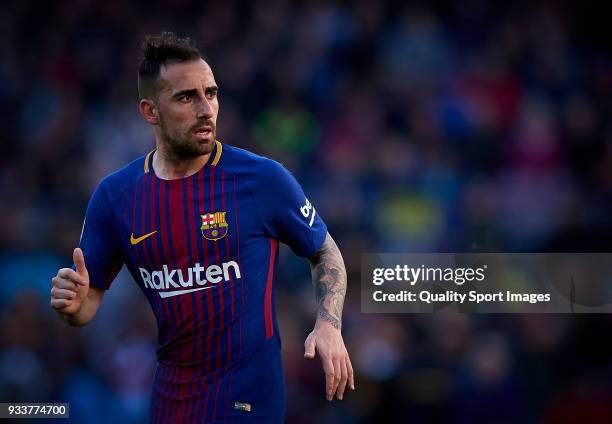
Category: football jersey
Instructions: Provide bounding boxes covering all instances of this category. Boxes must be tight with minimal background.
[78,140,327,421]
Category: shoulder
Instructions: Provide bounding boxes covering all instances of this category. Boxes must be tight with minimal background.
[220,143,293,183]
[219,143,278,170]
[93,152,150,202]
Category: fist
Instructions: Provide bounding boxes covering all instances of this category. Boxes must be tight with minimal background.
[50,248,90,315]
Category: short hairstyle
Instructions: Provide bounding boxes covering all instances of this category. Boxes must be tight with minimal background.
[137,31,202,99]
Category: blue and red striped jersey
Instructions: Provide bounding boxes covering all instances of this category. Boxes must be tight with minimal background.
[79,140,327,375]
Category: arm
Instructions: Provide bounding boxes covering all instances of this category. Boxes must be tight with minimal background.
[304,232,355,400]
[51,248,105,327]
[308,232,347,329]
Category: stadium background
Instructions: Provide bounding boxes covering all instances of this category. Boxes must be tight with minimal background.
[1,0,611,422]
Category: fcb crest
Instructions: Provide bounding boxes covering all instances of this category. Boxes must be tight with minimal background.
[200,211,229,241]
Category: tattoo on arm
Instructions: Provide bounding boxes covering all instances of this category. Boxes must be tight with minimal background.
[308,233,347,329]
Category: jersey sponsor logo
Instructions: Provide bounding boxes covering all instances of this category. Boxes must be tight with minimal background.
[200,211,228,241]
[139,260,241,298]
[130,230,158,245]
[300,198,316,227]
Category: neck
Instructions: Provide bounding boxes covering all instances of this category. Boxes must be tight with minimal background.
[152,144,212,180]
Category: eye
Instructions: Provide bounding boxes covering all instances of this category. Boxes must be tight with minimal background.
[206,89,218,100]
[177,94,192,103]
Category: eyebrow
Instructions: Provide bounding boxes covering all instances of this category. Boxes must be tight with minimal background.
[171,86,219,99]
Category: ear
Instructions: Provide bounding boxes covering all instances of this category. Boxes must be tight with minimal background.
[139,98,159,125]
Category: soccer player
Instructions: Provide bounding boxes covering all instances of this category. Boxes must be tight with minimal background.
[49,32,354,423]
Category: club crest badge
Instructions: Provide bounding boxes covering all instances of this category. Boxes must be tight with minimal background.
[200,212,229,241]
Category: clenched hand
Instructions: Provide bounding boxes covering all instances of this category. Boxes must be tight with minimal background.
[50,248,89,315]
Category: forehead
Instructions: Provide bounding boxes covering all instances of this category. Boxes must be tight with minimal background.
[158,59,216,93]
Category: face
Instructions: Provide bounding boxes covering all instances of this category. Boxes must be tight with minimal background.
[151,59,219,158]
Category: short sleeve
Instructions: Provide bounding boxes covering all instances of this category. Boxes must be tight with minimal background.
[256,160,327,257]
[77,178,124,289]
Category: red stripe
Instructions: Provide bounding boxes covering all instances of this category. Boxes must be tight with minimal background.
[169,181,187,267]
[159,180,171,265]
[168,180,188,422]
[168,180,189,353]
[264,238,278,339]
[167,181,187,423]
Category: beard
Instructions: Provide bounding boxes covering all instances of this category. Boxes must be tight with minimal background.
[158,112,216,160]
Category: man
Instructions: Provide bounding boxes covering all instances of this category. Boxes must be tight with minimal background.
[50,31,354,422]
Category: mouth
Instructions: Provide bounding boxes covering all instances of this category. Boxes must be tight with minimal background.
[193,126,214,139]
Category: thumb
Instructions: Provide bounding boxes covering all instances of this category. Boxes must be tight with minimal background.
[304,334,316,359]
[73,247,88,280]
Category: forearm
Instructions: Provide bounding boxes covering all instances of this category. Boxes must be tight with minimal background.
[308,233,347,330]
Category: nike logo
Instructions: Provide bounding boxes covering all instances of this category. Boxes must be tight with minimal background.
[158,286,213,298]
[130,230,157,245]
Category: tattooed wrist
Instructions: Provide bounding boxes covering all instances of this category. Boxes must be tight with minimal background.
[317,309,341,329]
[309,233,347,330]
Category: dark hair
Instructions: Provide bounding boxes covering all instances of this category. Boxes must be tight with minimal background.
[137,31,201,99]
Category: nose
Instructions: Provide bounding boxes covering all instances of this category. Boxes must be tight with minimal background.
[195,97,213,119]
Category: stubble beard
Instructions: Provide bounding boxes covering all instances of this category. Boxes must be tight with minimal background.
[158,112,216,160]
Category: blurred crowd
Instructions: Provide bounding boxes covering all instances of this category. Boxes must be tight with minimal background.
[1,0,611,422]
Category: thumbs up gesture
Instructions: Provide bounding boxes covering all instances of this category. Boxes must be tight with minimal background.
[50,248,90,315]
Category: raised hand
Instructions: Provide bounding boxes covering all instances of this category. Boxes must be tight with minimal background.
[50,248,90,315]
